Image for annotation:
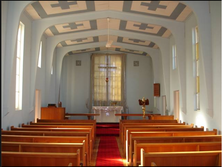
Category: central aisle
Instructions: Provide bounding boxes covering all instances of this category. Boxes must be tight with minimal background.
[96,136,124,166]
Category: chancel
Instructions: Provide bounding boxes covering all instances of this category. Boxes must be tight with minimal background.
[2,1,221,166]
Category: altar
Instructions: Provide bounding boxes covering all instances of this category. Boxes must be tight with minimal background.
[92,106,123,122]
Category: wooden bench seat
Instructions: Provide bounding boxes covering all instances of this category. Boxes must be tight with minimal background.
[129,135,222,165]
[141,150,222,166]
[10,126,94,149]
[121,124,196,145]
[134,142,221,166]
[1,134,92,164]
[37,118,96,123]
[149,115,175,120]
[124,130,218,162]
[119,122,186,142]
[2,141,87,166]
[123,127,205,154]
[2,150,81,166]
[20,124,96,143]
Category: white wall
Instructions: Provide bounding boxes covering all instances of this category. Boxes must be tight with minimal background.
[60,53,91,120]
[2,12,33,130]
[176,2,221,132]
[126,54,154,119]
[35,36,47,108]
[60,52,155,120]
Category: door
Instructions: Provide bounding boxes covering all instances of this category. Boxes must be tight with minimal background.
[162,95,166,115]
[35,89,41,123]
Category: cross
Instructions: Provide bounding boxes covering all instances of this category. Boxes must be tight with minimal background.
[51,1,77,10]
[63,23,84,30]
[129,39,145,43]
[98,64,117,70]
[125,49,137,52]
[71,38,88,43]
[133,23,154,30]
[140,1,167,11]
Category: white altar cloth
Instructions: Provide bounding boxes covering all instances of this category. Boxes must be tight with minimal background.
[92,106,123,122]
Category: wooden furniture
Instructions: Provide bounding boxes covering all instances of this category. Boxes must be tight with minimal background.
[41,107,65,120]
[65,113,100,120]
[141,150,221,166]
[115,113,157,120]
[2,134,91,165]
[154,83,160,97]
[2,141,86,166]
[150,115,174,120]
[2,151,81,166]
[134,142,221,166]
[129,135,222,165]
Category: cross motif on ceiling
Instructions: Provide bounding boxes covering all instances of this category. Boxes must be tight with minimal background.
[129,39,145,43]
[71,38,88,43]
[140,1,167,11]
[125,49,136,52]
[51,1,77,10]
[63,23,84,30]
[133,23,154,30]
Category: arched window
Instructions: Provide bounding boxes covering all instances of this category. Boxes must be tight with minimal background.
[15,21,25,110]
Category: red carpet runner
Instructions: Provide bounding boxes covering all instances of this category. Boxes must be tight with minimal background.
[96,136,124,166]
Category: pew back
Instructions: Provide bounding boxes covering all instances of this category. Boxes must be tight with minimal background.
[141,150,221,166]
[2,151,81,166]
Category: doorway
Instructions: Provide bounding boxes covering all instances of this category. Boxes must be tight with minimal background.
[162,95,167,115]
[174,90,179,121]
[35,89,41,123]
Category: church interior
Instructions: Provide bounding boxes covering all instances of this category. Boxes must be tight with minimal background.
[1,1,222,166]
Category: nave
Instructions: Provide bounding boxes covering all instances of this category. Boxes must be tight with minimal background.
[2,115,222,166]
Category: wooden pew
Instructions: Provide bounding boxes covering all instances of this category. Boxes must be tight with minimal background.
[141,150,221,166]
[30,120,96,137]
[2,141,87,166]
[119,121,186,142]
[129,135,222,165]
[125,129,217,162]
[2,150,81,166]
[21,124,96,144]
[150,115,174,120]
[123,127,205,155]
[121,124,195,145]
[37,118,96,123]
[10,126,94,150]
[134,142,221,166]
[1,135,91,164]
[119,120,179,135]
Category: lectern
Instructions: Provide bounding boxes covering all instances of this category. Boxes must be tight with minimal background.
[138,97,149,119]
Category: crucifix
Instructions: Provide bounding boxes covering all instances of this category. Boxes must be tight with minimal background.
[98,55,117,105]
[139,97,149,119]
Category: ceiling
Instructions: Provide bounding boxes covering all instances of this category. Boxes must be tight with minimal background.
[25,1,192,56]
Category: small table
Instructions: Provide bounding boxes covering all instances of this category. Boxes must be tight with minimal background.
[115,113,154,120]
[65,113,100,120]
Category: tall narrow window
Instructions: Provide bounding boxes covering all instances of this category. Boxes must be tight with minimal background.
[38,41,42,68]
[91,54,126,106]
[15,22,25,110]
[172,45,177,70]
[193,26,200,110]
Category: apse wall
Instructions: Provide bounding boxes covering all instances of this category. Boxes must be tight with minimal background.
[60,52,154,120]
[170,2,221,132]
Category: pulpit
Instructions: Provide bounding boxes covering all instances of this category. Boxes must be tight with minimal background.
[92,106,123,122]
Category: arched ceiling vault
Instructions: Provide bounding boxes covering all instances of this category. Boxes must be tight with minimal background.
[25,1,192,56]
